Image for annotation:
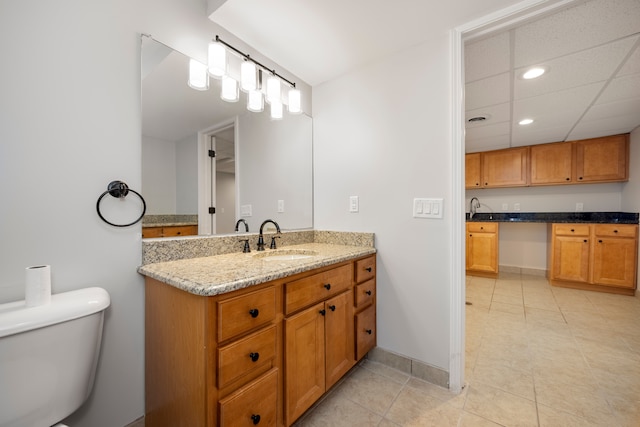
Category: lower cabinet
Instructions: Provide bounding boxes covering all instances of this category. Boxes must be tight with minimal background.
[549,223,638,294]
[142,224,198,238]
[145,253,377,427]
[466,222,499,277]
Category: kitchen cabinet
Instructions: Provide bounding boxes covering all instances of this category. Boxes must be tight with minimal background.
[466,222,499,277]
[482,147,529,188]
[548,223,638,295]
[530,141,573,185]
[574,134,629,183]
[465,152,482,189]
[142,224,198,238]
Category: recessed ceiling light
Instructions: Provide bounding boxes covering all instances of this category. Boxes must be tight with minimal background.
[519,118,534,125]
[522,67,547,80]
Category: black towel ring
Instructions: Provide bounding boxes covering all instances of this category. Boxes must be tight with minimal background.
[96,180,146,227]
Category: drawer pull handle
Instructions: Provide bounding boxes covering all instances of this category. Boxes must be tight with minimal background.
[248,308,260,318]
[249,352,260,362]
[365,290,372,296]
[319,309,326,316]
[328,304,336,311]
[365,329,372,335]
[365,267,372,272]
[251,414,261,425]
[323,283,331,290]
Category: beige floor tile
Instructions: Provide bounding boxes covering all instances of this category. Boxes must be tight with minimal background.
[331,366,404,415]
[385,387,461,427]
[464,382,538,427]
[472,362,535,400]
[493,292,524,306]
[405,377,468,409]
[458,411,504,427]
[537,403,603,427]
[293,391,382,427]
[525,306,565,323]
[359,360,410,385]
[605,395,640,427]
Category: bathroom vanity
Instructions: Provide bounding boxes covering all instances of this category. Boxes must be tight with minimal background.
[139,242,376,427]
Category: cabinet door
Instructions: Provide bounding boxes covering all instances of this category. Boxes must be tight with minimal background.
[530,142,573,185]
[465,153,482,189]
[550,235,590,283]
[219,368,278,427]
[355,304,376,360]
[482,147,529,188]
[285,303,326,425]
[324,290,355,389]
[592,237,637,289]
[575,134,628,183]
[466,228,498,274]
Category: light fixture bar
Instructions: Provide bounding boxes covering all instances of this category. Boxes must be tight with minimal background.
[214,35,296,89]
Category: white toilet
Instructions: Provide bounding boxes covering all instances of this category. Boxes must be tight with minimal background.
[0,287,110,427]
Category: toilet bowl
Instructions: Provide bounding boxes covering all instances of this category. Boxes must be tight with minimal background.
[0,287,110,427]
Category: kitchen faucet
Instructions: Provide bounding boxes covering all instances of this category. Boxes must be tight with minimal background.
[234,218,249,232]
[469,197,481,219]
[257,219,281,251]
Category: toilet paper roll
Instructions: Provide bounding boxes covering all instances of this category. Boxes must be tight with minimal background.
[25,265,51,307]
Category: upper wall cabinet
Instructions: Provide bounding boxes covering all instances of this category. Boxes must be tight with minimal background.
[466,134,629,190]
[574,134,629,183]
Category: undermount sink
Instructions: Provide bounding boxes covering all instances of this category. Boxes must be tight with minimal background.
[254,249,318,262]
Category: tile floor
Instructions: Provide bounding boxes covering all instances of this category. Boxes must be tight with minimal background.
[128,272,640,426]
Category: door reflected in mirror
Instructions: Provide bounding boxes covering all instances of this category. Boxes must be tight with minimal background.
[141,36,313,237]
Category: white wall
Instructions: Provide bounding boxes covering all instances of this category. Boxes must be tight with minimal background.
[142,136,178,214]
[216,171,236,233]
[314,37,453,370]
[176,134,198,214]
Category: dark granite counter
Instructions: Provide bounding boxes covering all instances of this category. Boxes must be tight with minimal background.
[466,212,639,224]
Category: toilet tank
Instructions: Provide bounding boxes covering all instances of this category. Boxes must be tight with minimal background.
[0,287,110,427]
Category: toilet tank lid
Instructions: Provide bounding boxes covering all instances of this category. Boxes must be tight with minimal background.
[0,287,110,338]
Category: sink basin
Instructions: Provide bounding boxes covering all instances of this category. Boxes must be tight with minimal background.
[254,249,318,262]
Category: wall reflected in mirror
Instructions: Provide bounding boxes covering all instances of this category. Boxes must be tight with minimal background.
[141,36,313,237]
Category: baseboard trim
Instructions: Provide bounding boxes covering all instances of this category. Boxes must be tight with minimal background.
[366,347,449,389]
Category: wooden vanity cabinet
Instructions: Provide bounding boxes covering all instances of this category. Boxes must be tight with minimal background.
[142,224,198,238]
[548,223,638,295]
[353,256,376,360]
[466,222,499,278]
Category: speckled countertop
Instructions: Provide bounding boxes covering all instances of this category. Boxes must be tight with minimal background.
[138,243,376,296]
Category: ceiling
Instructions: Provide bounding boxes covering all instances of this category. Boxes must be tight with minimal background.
[464,0,640,153]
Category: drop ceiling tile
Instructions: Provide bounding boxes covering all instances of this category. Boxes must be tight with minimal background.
[465,134,511,153]
[465,72,510,111]
[595,73,640,104]
[514,0,640,67]
[465,102,511,125]
[465,32,511,82]
[567,117,638,140]
[514,38,635,100]
[583,97,640,121]
[616,40,640,77]
[512,124,572,146]
[466,121,511,140]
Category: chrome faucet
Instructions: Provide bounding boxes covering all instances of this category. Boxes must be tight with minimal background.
[235,218,249,233]
[469,197,481,219]
[257,219,281,251]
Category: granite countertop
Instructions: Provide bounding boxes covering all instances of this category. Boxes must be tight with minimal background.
[138,243,376,297]
[466,212,639,224]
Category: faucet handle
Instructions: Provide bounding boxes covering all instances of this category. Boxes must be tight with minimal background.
[270,235,280,249]
[239,239,251,253]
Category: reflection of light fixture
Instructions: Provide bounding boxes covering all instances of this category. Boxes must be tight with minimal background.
[221,76,239,102]
[521,66,547,80]
[188,35,301,118]
[188,59,209,90]
[208,41,226,78]
[519,118,534,125]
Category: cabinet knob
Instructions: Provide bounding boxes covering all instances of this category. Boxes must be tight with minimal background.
[365,267,373,272]
[584,239,588,243]
[614,230,618,233]
[251,414,261,425]
[365,290,372,296]
[484,182,488,186]
[578,176,583,180]
[365,329,372,335]
[249,352,260,362]
[328,304,336,311]
[323,283,331,290]
[480,226,484,230]
[319,309,326,316]
[598,239,603,243]
[248,308,259,318]
[469,234,473,237]
[571,229,575,232]
[566,177,570,181]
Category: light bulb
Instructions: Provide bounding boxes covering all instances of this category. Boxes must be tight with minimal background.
[221,76,239,102]
[266,75,281,104]
[270,101,283,120]
[241,61,258,92]
[522,67,546,79]
[288,88,301,114]
[247,90,264,112]
[208,41,226,78]
[519,118,534,125]
[187,59,209,91]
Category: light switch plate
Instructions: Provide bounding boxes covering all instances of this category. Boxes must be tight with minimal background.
[349,196,359,213]
[240,204,252,217]
[277,200,285,213]
[413,198,444,219]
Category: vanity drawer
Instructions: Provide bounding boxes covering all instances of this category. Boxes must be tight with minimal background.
[218,286,276,342]
[285,264,353,315]
[355,304,376,360]
[553,224,590,236]
[466,222,497,233]
[355,279,375,308]
[594,224,637,238]
[218,325,277,389]
[355,255,376,283]
[219,368,278,427]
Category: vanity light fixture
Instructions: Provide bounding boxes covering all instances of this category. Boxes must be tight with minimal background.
[270,101,283,120]
[208,41,227,78]
[221,75,239,102]
[521,66,547,80]
[519,118,534,125]
[288,88,302,114]
[247,89,264,112]
[187,59,209,91]
[266,74,282,104]
[240,60,258,92]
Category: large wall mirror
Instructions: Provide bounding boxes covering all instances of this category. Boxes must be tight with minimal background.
[141,36,313,236]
